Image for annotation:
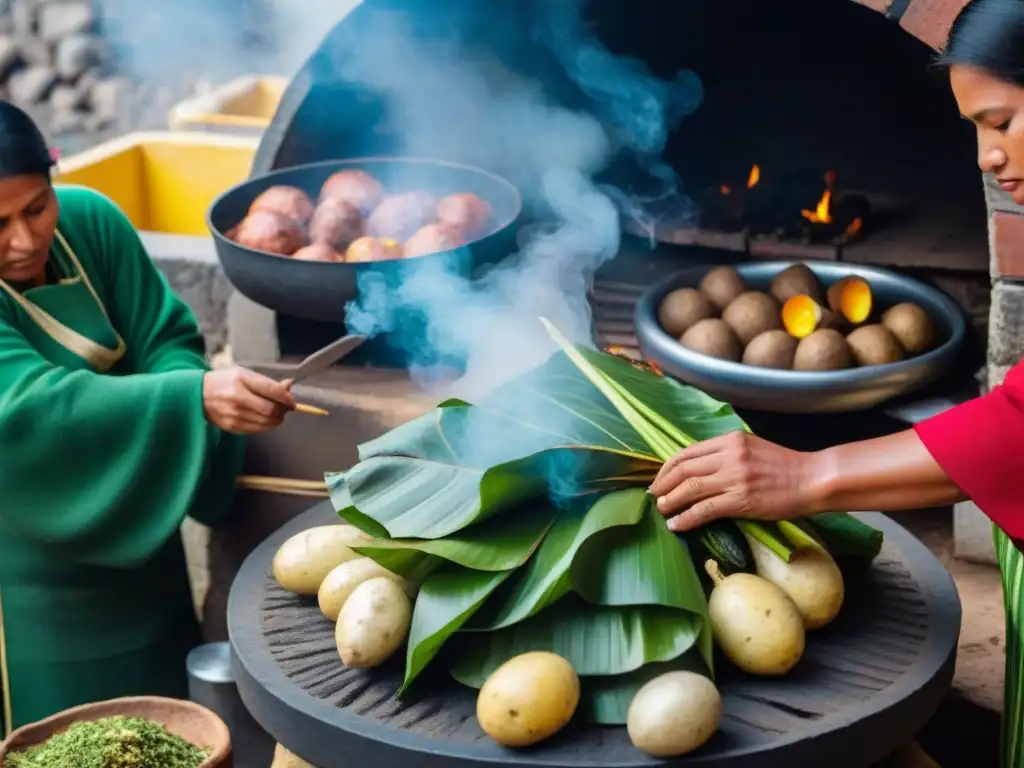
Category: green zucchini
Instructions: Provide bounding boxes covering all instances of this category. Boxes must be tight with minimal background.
[699,520,754,574]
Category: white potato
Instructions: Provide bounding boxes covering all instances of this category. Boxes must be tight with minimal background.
[708,571,805,675]
[272,525,372,596]
[335,577,413,668]
[627,671,722,757]
[744,533,845,630]
[317,557,415,621]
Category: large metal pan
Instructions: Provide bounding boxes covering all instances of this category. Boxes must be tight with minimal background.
[635,261,968,414]
[208,157,523,323]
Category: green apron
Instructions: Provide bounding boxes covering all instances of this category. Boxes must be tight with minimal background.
[996,528,1024,768]
[0,231,199,734]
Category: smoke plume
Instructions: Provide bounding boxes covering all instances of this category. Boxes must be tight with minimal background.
[95,0,703,405]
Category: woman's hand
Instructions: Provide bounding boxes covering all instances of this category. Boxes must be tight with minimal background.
[202,366,297,435]
[649,431,825,532]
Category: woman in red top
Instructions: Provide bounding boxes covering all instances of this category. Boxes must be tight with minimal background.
[650,1,1024,765]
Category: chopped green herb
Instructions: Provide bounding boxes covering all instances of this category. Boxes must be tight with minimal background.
[7,715,209,768]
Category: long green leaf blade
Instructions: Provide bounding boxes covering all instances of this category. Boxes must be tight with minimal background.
[541,318,678,460]
[472,489,648,630]
[328,353,665,540]
[572,498,715,675]
[402,565,513,694]
[573,345,749,445]
[579,652,708,724]
[450,595,700,687]
[353,504,556,574]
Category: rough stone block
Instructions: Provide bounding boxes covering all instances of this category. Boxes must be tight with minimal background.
[142,233,231,356]
[983,172,1019,215]
[0,35,23,80]
[227,291,280,364]
[986,280,1024,367]
[987,363,1012,391]
[11,0,36,40]
[8,64,56,104]
[954,500,997,565]
[38,0,93,42]
[55,32,104,80]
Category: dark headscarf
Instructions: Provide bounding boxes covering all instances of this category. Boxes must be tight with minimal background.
[0,100,55,178]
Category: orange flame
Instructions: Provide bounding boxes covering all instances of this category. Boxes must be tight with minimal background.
[720,185,732,195]
[747,164,760,189]
[801,189,832,224]
[845,217,863,238]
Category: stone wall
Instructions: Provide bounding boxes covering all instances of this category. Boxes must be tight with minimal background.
[0,0,134,145]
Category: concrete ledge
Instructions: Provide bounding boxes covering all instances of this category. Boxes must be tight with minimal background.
[142,232,231,356]
[953,500,997,566]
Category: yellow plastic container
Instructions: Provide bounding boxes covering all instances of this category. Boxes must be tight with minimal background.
[55,131,259,237]
[169,76,288,134]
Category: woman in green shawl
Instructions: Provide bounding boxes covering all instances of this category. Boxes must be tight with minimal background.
[651,7,1024,766]
[0,101,298,735]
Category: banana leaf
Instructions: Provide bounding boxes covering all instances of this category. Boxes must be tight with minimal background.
[402,564,513,694]
[351,503,557,581]
[450,594,700,687]
[579,652,708,724]
[470,488,648,631]
[572,498,714,674]
[326,353,667,540]
[573,344,748,444]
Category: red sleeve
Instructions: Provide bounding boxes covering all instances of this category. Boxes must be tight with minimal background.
[914,362,1024,539]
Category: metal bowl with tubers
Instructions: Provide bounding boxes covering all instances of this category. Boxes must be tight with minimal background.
[635,261,966,413]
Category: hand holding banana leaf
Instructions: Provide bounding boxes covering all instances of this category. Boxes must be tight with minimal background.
[650,430,822,532]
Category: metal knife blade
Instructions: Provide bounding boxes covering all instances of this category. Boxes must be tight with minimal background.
[285,334,367,382]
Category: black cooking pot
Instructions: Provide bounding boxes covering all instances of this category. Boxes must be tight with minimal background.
[208,157,523,323]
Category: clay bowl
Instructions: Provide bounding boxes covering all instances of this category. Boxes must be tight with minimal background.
[0,696,232,767]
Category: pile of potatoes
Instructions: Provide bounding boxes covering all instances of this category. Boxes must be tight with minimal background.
[658,263,938,371]
[272,524,418,670]
[229,169,493,263]
[272,525,724,760]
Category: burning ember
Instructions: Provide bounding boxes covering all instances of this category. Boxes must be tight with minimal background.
[801,189,831,224]
[698,164,870,246]
[605,346,664,376]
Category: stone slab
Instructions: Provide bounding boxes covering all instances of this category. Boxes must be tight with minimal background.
[987,280,1024,368]
[953,500,997,566]
[143,232,231,356]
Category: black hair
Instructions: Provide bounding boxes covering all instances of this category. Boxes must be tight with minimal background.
[937,0,1024,86]
[0,99,54,178]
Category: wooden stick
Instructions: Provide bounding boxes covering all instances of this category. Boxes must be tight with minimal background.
[296,403,329,416]
[236,474,330,497]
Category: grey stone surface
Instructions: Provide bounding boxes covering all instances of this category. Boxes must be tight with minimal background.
[55,31,100,79]
[142,232,231,355]
[227,291,280,364]
[48,80,84,110]
[0,34,21,77]
[10,0,35,40]
[983,171,1023,216]
[988,363,1013,391]
[8,63,55,102]
[987,280,1024,368]
[38,0,92,42]
[954,500,998,566]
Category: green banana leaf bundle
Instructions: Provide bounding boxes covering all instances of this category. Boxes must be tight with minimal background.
[324,320,883,724]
